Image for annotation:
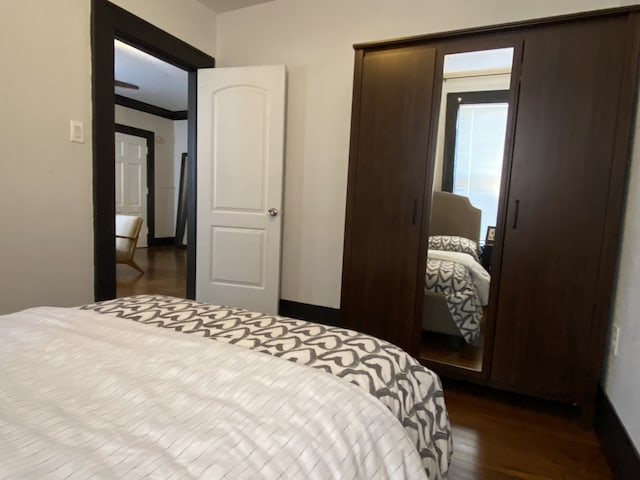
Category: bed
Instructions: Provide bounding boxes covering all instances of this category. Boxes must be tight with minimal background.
[0,295,452,479]
[423,191,491,344]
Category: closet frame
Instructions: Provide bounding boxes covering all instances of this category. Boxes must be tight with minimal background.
[341,6,640,423]
[420,34,523,384]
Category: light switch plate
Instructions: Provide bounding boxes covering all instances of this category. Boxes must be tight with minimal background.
[70,120,84,143]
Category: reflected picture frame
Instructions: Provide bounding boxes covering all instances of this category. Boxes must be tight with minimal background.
[485,226,496,245]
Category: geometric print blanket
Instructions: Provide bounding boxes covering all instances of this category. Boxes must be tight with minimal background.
[81,295,452,479]
[425,258,483,343]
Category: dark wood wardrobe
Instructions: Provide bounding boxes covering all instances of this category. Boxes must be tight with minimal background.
[340,7,640,420]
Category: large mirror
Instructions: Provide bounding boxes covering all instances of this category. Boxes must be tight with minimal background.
[419,47,514,372]
[175,152,189,247]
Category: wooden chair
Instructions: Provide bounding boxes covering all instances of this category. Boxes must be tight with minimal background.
[115,214,144,273]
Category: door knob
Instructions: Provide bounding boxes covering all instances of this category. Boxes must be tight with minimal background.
[267,208,279,217]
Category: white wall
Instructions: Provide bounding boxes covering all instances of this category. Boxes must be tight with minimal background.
[603,104,640,450]
[115,106,179,238]
[215,0,623,308]
[109,0,216,56]
[0,0,215,315]
[0,0,93,313]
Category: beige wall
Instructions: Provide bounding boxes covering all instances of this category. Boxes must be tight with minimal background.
[110,0,216,56]
[216,0,623,309]
[0,0,215,314]
[0,0,93,313]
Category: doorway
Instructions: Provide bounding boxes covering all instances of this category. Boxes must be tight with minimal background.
[113,38,189,297]
[91,0,215,301]
[114,125,153,247]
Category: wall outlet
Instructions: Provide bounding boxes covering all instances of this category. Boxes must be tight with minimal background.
[611,324,620,357]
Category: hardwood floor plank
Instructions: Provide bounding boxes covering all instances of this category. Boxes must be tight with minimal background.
[420,331,484,371]
[116,246,186,298]
[445,385,612,479]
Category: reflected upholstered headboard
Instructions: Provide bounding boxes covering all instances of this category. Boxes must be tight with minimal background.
[429,191,481,244]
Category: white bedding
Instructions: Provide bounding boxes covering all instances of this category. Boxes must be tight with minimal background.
[427,249,490,305]
[0,307,428,479]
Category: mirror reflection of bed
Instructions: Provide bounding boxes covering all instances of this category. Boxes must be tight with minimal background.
[419,47,513,372]
[420,192,490,371]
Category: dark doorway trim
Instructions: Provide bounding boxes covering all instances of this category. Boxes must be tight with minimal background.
[114,124,155,245]
[441,89,510,191]
[116,94,188,121]
[91,0,214,301]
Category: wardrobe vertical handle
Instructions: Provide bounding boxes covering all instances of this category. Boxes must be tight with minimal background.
[411,200,418,225]
[512,200,520,229]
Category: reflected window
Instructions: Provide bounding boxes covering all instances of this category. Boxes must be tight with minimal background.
[442,90,509,242]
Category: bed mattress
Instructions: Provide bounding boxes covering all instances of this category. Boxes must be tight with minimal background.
[1,295,452,479]
[424,236,491,343]
[425,255,483,343]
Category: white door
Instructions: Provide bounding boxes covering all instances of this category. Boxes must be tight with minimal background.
[115,132,148,247]
[196,65,286,314]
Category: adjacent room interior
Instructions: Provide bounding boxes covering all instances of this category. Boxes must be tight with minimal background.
[113,39,189,298]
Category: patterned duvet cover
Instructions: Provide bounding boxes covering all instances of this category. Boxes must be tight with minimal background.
[1,305,440,479]
[81,295,453,478]
[425,236,490,343]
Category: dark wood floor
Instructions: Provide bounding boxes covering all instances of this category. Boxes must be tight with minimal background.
[420,331,484,371]
[119,247,612,480]
[116,245,187,298]
[445,383,612,479]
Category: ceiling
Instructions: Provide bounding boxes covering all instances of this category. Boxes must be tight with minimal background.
[115,40,189,112]
[114,1,276,113]
[444,48,514,74]
[197,0,275,13]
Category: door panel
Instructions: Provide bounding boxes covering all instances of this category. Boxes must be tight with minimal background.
[197,66,286,315]
[490,17,629,400]
[341,45,436,353]
[212,88,268,211]
[210,227,265,286]
[115,132,148,247]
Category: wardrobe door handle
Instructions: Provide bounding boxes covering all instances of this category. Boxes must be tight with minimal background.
[512,200,520,229]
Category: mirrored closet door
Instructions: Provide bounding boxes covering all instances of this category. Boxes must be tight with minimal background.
[342,9,640,420]
[419,47,515,373]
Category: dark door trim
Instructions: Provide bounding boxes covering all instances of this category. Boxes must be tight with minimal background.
[114,124,155,245]
[91,0,214,301]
